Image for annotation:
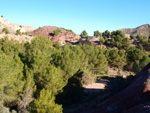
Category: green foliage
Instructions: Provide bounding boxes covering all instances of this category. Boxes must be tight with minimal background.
[0,51,24,106]
[126,46,149,73]
[105,48,127,68]
[1,33,149,112]
[56,71,84,105]
[110,30,130,49]
[53,29,61,36]
[80,30,88,38]
[137,35,147,44]
[99,38,105,45]
[16,29,21,35]
[31,89,62,113]
[80,44,108,74]
[94,30,100,37]
[122,38,131,50]
[62,28,74,33]
[2,28,10,34]
[52,44,82,78]
[138,44,143,50]
[146,39,150,48]
[102,30,110,38]
[130,35,135,40]
[86,36,90,41]
[81,70,96,85]
[0,36,65,112]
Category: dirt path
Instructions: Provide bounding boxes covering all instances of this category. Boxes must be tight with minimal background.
[83,80,108,93]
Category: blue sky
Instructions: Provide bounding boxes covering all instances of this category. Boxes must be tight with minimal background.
[0,0,150,36]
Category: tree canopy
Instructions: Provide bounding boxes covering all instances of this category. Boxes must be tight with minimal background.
[80,30,88,38]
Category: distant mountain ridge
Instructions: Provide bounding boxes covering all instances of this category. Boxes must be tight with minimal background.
[120,24,150,38]
[0,16,35,34]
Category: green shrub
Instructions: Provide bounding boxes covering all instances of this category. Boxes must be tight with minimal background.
[54,29,61,36]
[86,36,90,41]
[99,38,105,45]
[130,35,135,40]
[2,28,10,34]
[81,70,96,85]
[80,30,88,38]
[94,30,100,37]
[16,29,21,35]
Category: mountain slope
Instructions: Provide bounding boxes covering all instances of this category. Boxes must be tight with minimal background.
[120,24,150,38]
[0,16,35,34]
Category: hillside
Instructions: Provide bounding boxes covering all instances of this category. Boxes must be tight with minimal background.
[120,24,150,38]
[0,16,35,34]
[92,63,150,113]
[78,63,150,113]
[1,18,150,113]
[32,26,81,45]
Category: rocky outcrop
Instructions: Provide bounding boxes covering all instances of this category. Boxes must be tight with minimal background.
[32,26,81,45]
[91,63,150,113]
[0,16,35,34]
[120,24,150,38]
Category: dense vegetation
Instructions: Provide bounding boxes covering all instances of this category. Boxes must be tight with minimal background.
[0,29,150,112]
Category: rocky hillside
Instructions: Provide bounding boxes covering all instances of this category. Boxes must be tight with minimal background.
[81,63,150,113]
[0,16,35,34]
[120,24,150,38]
[32,26,81,45]
[0,33,34,43]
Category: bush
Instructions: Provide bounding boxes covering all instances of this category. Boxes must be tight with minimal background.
[94,30,100,37]
[110,30,130,49]
[53,29,61,36]
[99,38,105,45]
[86,36,90,41]
[81,70,96,85]
[61,28,74,33]
[130,35,135,40]
[56,71,84,105]
[2,28,10,34]
[80,30,88,38]
[16,29,21,35]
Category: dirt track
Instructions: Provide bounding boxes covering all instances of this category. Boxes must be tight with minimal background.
[83,80,108,93]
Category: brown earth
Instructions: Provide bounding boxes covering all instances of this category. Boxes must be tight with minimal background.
[32,26,81,45]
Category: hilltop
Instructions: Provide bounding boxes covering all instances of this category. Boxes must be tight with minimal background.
[32,26,81,45]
